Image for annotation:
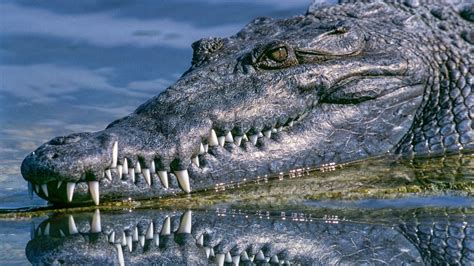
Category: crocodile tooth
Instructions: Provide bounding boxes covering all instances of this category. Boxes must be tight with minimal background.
[203,144,209,153]
[66,182,76,202]
[196,234,204,246]
[91,209,101,233]
[135,162,141,173]
[204,247,211,258]
[243,134,249,141]
[41,184,48,197]
[208,129,219,146]
[123,159,128,174]
[218,136,225,147]
[112,141,118,168]
[241,251,249,261]
[178,211,192,234]
[175,169,191,193]
[234,136,242,146]
[44,222,50,236]
[143,168,151,186]
[277,126,283,132]
[146,222,154,239]
[249,134,258,145]
[105,169,112,181]
[68,215,78,234]
[199,143,205,154]
[191,157,200,167]
[210,248,215,257]
[258,132,264,137]
[109,231,116,243]
[225,252,232,263]
[161,217,171,235]
[56,180,63,189]
[139,235,145,247]
[271,128,277,133]
[255,250,265,261]
[127,235,132,252]
[263,130,271,138]
[28,182,33,199]
[150,161,156,173]
[270,255,279,263]
[288,121,294,127]
[133,227,138,241]
[88,181,100,205]
[232,256,240,265]
[225,131,234,142]
[130,168,135,183]
[157,171,169,188]
[117,165,123,178]
[115,244,124,266]
[215,254,225,266]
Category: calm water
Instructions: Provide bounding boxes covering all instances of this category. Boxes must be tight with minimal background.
[1,1,473,264]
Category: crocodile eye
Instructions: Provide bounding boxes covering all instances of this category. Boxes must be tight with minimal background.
[254,41,297,70]
[268,47,288,62]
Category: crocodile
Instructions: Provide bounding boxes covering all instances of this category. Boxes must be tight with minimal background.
[20,0,474,205]
[26,208,474,265]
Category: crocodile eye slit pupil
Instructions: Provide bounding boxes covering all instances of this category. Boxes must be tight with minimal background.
[268,47,288,62]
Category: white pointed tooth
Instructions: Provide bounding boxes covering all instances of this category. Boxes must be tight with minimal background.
[199,143,205,154]
[135,162,141,173]
[258,132,264,137]
[34,184,39,194]
[241,251,249,261]
[161,217,171,235]
[112,141,118,168]
[130,169,135,183]
[234,136,242,146]
[146,222,154,240]
[225,131,234,142]
[109,231,116,243]
[271,128,277,133]
[217,136,225,147]
[203,144,209,153]
[232,255,240,265]
[91,209,102,233]
[150,161,156,173]
[117,165,123,178]
[270,255,279,263]
[154,234,159,246]
[123,160,129,174]
[121,232,127,246]
[204,247,211,258]
[56,180,63,189]
[28,182,33,199]
[66,182,76,202]
[127,235,133,252]
[215,254,225,266]
[88,181,100,205]
[255,250,265,261]
[196,234,204,246]
[175,169,191,193]
[210,248,215,257]
[225,252,232,263]
[288,121,294,127]
[143,169,151,186]
[115,244,125,266]
[133,227,138,241]
[208,129,219,146]
[44,222,50,236]
[249,134,258,145]
[105,169,112,181]
[242,134,249,141]
[157,171,169,188]
[68,215,78,234]
[277,126,283,132]
[250,255,255,262]
[263,130,271,138]
[139,235,145,247]
[178,211,192,234]
[41,184,49,197]
[191,157,200,167]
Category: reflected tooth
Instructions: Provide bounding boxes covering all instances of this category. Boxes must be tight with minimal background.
[161,217,171,235]
[178,211,192,234]
[59,229,65,237]
[203,144,209,153]
[146,222,154,239]
[44,223,50,236]
[105,169,112,181]
[127,235,132,252]
[208,129,219,146]
[249,134,258,145]
[68,215,78,234]
[143,169,151,186]
[34,184,39,194]
[288,121,294,127]
[154,234,159,246]
[28,182,33,199]
[112,141,118,168]
[232,255,240,265]
[215,254,225,266]
[234,136,242,146]
[225,252,232,263]
[88,181,100,205]
[135,162,141,173]
[199,143,205,154]
[241,251,249,261]
[139,235,145,247]
[133,227,138,241]
[56,181,63,189]
[109,231,116,243]
[196,235,204,246]
[121,232,126,246]
[123,160,129,174]
[117,165,123,178]
[175,169,191,193]
[115,244,125,266]
[270,255,279,263]
[255,250,265,261]
[263,130,271,138]
[41,184,48,197]
[91,209,102,233]
[130,169,135,183]
[66,182,76,202]
[191,157,200,167]
[225,132,234,142]
[157,171,169,188]
[218,136,225,147]
[150,161,156,173]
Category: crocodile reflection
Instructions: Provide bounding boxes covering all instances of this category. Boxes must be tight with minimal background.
[27,208,473,265]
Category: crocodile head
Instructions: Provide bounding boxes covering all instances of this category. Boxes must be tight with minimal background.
[21,2,471,205]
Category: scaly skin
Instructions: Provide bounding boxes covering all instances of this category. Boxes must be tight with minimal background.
[26,208,473,265]
[20,0,474,205]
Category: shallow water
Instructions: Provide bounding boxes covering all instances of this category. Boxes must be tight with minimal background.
[0,0,473,264]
